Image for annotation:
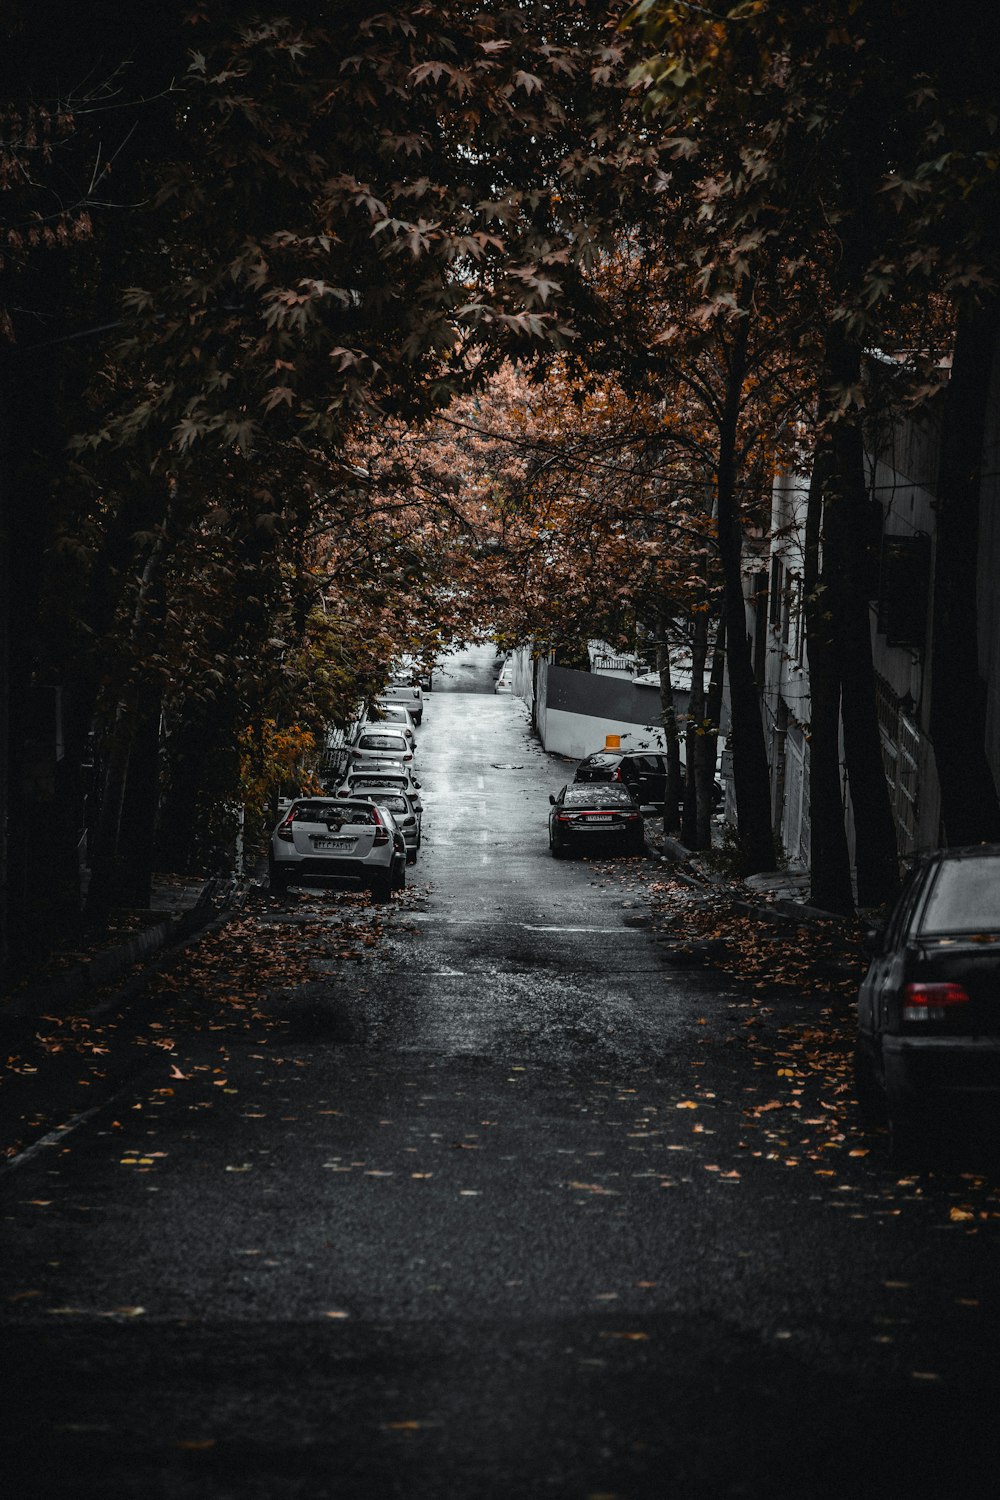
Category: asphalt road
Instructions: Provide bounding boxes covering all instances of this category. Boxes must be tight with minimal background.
[3,646,1000,1499]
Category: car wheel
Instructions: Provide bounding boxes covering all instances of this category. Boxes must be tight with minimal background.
[550,837,566,859]
[406,850,417,866]
[369,870,393,902]
[269,864,289,894]
[391,860,406,891]
[628,834,645,856]
[852,1040,887,1127]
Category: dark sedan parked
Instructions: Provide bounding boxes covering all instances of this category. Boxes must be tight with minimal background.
[855,843,1000,1156]
[549,782,645,858]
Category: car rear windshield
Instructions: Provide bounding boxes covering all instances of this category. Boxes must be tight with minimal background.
[359,733,407,750]
[356,793,408,813]
[581,753,621,767]
[919,856,1000,934]
[564,784,635,806]
[350,776,407,791]
[293,801,377,825]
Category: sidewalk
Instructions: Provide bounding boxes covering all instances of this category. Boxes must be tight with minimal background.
[1,874,240,1164]
[1,874,230,1022]
[643,824,864,1000]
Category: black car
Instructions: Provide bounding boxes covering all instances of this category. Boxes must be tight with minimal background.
[548,782,645,858]
[574,749,722,813]
[574,750,671,806]
[855,843,1000,1155]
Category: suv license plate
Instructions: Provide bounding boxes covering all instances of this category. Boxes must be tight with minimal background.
[315,837,354,850]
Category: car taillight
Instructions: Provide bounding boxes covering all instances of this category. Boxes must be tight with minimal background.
[902,981,970,1022]
[276,812,295,843]
[372,811,390,846]
[352,748,363,758]
[613,767,621,781]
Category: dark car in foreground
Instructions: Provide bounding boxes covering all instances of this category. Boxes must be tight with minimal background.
[855,843,1000,1156]
[549,782,645,858]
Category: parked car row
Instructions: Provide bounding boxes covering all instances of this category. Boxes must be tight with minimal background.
[268,691,429,900]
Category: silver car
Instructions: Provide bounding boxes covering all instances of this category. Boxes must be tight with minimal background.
[349,729,415,768]
[348,789,421,862]
[268,797,405,900]
[367,703,417,744]
[381,682,423,724]
[338,767,423,815]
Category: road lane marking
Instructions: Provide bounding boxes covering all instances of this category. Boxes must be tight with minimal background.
[400,915,646,935]
[521,925,645,933]
[1,1107,103,1174]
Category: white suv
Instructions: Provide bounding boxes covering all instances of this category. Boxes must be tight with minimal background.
[268,797,405,900]
[350,729,414,767]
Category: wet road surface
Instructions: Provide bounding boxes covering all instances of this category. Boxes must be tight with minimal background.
[3,647,1000,1498]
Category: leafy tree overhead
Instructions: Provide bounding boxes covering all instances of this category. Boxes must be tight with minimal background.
[4,0,1000,974]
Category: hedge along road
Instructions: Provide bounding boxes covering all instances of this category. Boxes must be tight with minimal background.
[3,644,1000,1499]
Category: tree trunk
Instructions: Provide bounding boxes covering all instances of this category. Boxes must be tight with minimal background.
[656,625,683,835]
[704,615,726,834]
[825,333,900,907]
[803,445,855,914]
[84,701,135,920]
[114,680,163,908]
[929,295,1000,844]
[683,609,711,849]
[85,501,174,919]
[716,318,776,873]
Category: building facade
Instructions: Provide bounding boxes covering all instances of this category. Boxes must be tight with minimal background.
[750,363,1000,872]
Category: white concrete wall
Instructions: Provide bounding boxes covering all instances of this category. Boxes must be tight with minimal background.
[541,708,667,762]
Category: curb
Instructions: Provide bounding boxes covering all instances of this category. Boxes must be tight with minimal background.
[2,876,235,1022]
[0,892,246,1174]
[648,837,846,925]
[729,896,848,927]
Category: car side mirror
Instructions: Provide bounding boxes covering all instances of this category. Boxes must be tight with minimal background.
[413,781,421,789]
[549,794,556,805]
